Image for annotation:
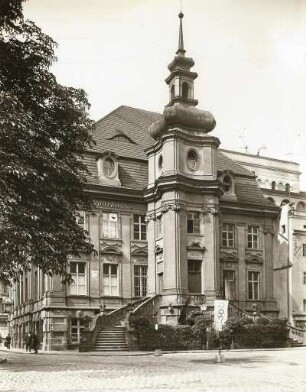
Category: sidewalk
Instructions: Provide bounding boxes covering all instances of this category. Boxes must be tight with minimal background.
[1,344,305,362]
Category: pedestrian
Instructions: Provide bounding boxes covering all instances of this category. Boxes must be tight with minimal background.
[30,332,39,354]
[24,332,31,352]
[4,334,11,349]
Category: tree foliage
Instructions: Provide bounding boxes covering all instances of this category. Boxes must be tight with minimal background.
[0,0,95,282]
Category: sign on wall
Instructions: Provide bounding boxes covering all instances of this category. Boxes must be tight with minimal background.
[214,300,229,332]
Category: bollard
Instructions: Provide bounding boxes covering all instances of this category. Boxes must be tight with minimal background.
[214,354,225,363]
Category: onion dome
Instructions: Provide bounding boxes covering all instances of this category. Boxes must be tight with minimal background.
[150,12,216,139]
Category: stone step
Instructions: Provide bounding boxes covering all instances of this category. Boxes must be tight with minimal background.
[96,339,125,343]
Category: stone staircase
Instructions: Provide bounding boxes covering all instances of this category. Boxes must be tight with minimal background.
[92,323,129,352]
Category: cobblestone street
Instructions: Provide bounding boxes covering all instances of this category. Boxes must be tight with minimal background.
[1,348,306,392]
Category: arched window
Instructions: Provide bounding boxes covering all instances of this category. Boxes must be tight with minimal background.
[267,197,275,204]
[158,155,163,170]
[296,202,306,211]
[182,82,189,99]
[281,199,289,206]
[271,181,276,190]
[171,85,175,101]
[186,149,199,171]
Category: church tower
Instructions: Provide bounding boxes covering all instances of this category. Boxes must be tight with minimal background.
[146,13,222,324]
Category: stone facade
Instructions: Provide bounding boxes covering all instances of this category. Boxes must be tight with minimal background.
[7,13,305,350]
[222,149,306,327]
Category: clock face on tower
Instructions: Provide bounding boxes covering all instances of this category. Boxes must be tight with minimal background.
[186,149,199,171]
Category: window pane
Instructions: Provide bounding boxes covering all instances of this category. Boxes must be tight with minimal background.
[70,263,76,274]
[103,264,109,275]
[111,265,117,275]
[78,263,85,274]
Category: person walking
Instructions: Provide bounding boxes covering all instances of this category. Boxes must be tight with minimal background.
[30,332,39,354]
[4,334,11,349]
[25,332,31,352]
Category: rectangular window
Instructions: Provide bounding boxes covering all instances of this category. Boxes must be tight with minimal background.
[223,270,236,300]
[25,276,28,302]
[69,262,86,295]
[102,213,119,239]
[134,265,148,297]
[303,244,306,257]
[303,272,306,285]
[133,214,147,240]
[70,318,85,344]
[303,300,306,313]
[157,216,163,238]
[34,270,38,301]
[248,271,260,300]
[222,224,235,247]
[103,263,118,296]
[187,212,200,234]
[247,226,259,249]
[188,260,202,293]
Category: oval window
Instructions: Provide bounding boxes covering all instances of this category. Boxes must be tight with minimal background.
[187,150,198,171]
[223,175,232,192]
[103,158,115,178]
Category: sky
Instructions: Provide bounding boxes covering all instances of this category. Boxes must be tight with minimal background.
[23,0,306,189]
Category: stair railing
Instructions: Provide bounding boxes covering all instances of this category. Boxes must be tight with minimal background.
[79,297,147,352]
[228,301,253,319]
[130,294,162,321]
[256,312,306,345]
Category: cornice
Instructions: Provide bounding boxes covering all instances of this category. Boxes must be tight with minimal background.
[145,174,223,202]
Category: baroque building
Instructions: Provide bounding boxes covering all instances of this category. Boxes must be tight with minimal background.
[8,13,305,350]
[221,150,306,329]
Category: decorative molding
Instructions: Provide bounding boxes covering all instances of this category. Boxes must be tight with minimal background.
[220,250,238,263]
[187,241,206,252]
[130,243,148,257]
[245,254,263,264]
[155,245,163,255]
[100,244,122,255]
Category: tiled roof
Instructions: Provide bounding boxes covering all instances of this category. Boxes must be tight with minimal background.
[93,105,161,158]
[89,105,274,207]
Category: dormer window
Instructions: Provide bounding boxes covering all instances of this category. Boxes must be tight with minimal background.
[97,152,121,187]
[103,158,115,178]
[223,175,232,193]
[219,171,236,200]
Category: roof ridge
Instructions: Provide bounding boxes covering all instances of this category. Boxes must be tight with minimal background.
[95,105,127,125]
[120,105,162,117]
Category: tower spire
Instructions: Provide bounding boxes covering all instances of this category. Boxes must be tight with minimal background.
[176,12,185,56]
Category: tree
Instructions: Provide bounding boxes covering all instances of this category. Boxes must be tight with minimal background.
[0,0,95,283]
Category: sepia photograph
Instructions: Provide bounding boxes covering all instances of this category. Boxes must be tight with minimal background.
[1,1,306,391]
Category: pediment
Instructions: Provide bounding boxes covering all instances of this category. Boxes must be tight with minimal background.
[245,254,263,264]
[100,246,122,255]
[131,248,148,257]
[220,251,238,263]
[187,241,206,252]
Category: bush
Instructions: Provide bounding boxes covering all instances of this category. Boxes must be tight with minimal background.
[132,315,289,351]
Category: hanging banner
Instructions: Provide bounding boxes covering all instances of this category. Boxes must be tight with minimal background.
[214,300,229,331]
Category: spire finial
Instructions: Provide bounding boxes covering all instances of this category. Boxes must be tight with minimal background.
[176,11,186,56]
